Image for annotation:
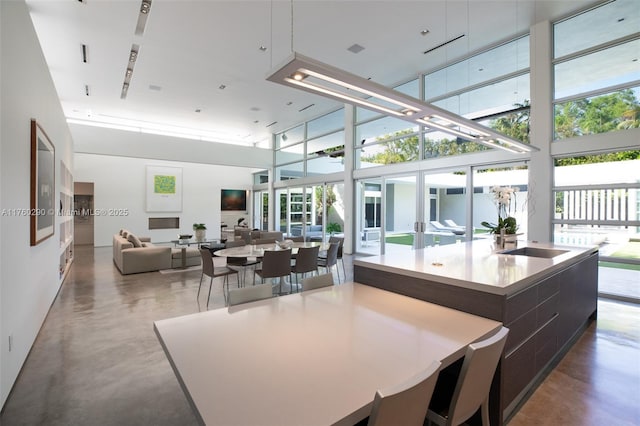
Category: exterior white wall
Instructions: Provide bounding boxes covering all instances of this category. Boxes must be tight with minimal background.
[74,153,257,246]
[1,0,74,408]
[390,182,416,233]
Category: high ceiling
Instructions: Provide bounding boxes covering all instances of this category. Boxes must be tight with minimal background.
[26,0,597,148]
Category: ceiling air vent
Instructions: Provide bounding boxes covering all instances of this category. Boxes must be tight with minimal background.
[81,44,88,63]
[423,34,465,55]
[347,43,365,54]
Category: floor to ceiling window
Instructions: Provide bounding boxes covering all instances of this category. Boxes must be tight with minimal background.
[551,0,640,302]
[552,0,639,141]
[472,164,529,239]
[553,152,640,301]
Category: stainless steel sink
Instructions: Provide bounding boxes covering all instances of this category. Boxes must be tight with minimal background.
[500,247,569,258]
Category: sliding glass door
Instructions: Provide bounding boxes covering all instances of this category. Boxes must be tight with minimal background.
[422,169,468,248]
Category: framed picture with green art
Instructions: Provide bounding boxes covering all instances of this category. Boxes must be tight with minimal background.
[146,165,182,212]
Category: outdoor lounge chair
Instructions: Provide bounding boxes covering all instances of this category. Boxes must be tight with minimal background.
[430,221,465,235]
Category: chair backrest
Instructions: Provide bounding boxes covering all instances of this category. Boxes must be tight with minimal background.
[225,239,246,248]
[199,248,214,277]
[447,326,509,426]
[328,236,344,258]
[238,229,252,243]
[430,220,447,230]
[322,242,340,267]
[301,273,333,291]
[227,283,272,306]
[368,360,441,426]
[253,238,276,245]
[259,248,292,279]
[444,219,462,229]
[289,236,305,242]
[292,245,320,274]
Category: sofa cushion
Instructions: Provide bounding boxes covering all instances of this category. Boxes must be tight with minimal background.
[128,233,143,248]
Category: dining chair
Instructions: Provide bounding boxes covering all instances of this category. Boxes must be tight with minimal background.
[197,248,239,309]
[325,236,345,281]
[301,272,333,291]
[368,360,441,426]
[224,239,259,286]
[317,242,340,283]
[227,283,272,306]
[290,245,320,289]
[255,248,292,295]
[253,238,277,245]
[425,326,509,426]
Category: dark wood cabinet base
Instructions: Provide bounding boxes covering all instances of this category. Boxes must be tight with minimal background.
[354,251,598,425]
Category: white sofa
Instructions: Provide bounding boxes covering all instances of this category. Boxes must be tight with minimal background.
[113,230,171,274]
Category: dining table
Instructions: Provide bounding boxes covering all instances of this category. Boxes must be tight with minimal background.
[214,241,331,292]
[154,282,502,426]
[213,240,330,258]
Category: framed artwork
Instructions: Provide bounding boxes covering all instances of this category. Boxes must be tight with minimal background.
[30,119,56,246]
[146,166,183,212]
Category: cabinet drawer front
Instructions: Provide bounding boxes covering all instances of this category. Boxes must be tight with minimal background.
[535,316,558,371]
[537,293,559,328]
[538,277,560,302]
[503,338,536,407]
[505,309,536,355]
[505,286,537,324]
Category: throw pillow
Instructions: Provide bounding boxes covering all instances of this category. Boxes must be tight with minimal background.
[128,233,142,248]
[122,230,129,239]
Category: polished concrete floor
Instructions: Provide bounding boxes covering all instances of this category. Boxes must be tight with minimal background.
[0,245,638,425]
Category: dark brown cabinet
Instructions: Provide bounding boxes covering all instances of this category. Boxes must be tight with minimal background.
[354,250,599,425]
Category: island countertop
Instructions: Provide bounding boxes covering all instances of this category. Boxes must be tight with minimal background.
[353,239,599,296]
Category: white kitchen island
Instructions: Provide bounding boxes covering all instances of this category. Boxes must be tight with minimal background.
[354,239,599,424]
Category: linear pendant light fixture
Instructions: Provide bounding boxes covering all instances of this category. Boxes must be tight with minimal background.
[266,52,537,154]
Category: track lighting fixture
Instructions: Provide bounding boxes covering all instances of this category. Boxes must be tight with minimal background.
[267,52,536,153]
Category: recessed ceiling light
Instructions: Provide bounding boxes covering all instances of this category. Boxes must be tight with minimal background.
[250,107,261,111]
[478,68,484,72]
[219,84,226,90]
[420,29,430,36]
[286,101,293,106]
[140,0,151,14]
[259,46,268,52]
[617,17,625,22]
[149,84,162,91]
[195,109,201,113]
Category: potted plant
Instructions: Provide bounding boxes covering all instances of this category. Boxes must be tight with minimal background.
[481,186,519,246]
[326,222,341,235]
[193,223,207,242]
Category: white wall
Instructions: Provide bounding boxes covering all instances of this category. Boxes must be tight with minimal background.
[391,182,415,233]
[70,123,271,169]
[0,0,74,408]
[74,153,256,246]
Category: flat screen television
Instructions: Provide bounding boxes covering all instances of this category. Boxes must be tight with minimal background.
[221,189,247,211]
